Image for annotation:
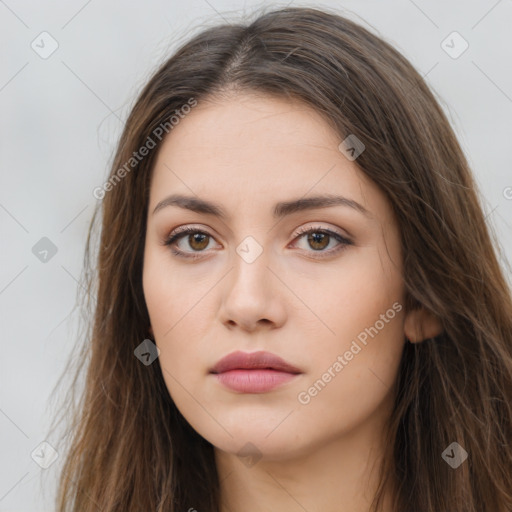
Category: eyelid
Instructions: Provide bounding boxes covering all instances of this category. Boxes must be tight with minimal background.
[292,223,350,241]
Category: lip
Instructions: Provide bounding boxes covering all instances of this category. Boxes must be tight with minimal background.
[210,350,302,393]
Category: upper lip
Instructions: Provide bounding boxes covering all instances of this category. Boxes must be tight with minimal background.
[210,350,302,374]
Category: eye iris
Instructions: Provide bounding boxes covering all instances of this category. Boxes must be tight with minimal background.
[308,232,329,250]
[189,233,209,250]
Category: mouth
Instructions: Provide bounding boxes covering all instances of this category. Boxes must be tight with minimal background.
[209,350,302,393]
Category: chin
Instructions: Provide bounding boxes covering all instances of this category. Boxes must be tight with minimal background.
[197,420,310,462]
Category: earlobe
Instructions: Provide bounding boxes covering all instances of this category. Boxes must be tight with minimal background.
[404,307,443,343]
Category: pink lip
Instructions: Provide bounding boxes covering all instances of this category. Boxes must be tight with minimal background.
[210,350,302,393]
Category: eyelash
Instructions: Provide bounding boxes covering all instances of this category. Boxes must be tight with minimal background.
[163,225,353,260]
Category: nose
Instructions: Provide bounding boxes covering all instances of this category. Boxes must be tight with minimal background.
[219,247,287,333]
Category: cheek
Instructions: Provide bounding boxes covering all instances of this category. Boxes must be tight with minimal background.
[296,245,405,406]
[299,244,403,347]
[143,248,205,382]
[143,246,208,336]
[295,304,404,439]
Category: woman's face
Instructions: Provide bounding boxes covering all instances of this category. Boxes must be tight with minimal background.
[143,92,409,460]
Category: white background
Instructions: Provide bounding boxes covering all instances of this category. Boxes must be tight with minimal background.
[1,0,511,510]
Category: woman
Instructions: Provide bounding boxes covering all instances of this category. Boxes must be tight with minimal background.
[51,6,512,511]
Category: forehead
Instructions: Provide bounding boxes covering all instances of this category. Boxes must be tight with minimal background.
[156,93,340,165]
[148,93,387,223]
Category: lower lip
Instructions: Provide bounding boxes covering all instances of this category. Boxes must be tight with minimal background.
[212,369,299,393]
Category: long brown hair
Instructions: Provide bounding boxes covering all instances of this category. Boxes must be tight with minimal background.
[49,6,512,511]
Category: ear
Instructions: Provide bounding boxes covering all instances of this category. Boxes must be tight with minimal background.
[148,325,154,338]
[404,307,443,343]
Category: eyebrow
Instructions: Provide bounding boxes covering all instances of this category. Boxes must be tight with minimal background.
[152,193,373,219]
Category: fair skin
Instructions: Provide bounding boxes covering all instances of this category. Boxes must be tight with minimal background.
[142,92,441,512]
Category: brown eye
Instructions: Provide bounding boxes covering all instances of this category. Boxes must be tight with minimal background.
[187,233,209,251]
[307,232,330,251]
